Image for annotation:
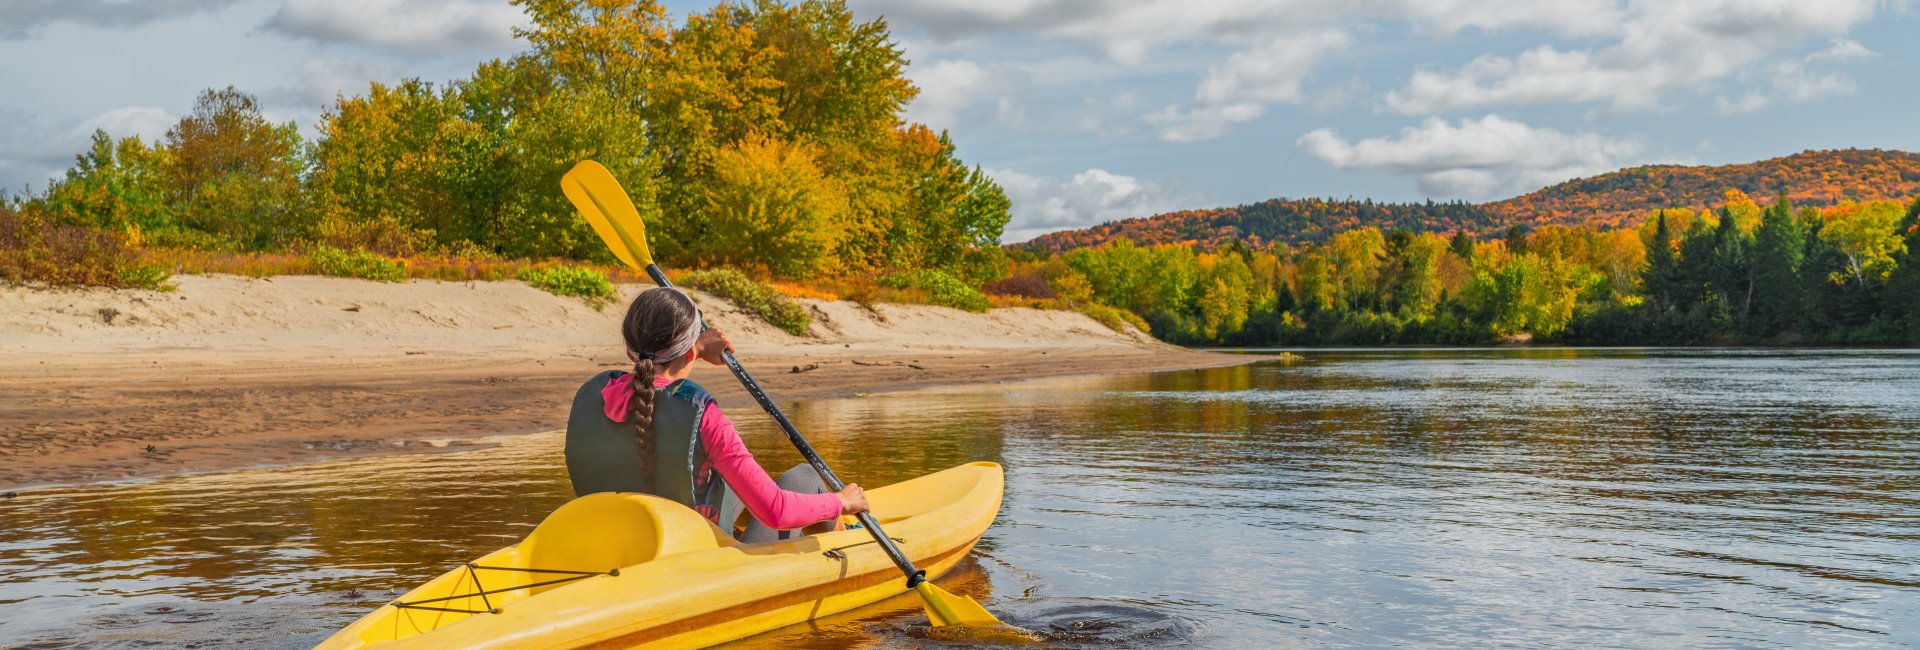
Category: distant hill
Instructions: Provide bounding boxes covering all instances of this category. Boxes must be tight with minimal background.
[1017,148,1920,253]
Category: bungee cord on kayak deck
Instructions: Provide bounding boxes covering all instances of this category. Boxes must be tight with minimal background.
[388,564,616,617]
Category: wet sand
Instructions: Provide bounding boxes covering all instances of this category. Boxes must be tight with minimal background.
[0,275,1255,490]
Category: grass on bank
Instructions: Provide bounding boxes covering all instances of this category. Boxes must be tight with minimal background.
[518,265,618,309]
[677,268,811,336]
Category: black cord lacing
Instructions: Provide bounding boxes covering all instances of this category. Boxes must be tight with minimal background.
[389,564,617,615]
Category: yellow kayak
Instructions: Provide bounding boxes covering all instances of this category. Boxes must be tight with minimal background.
[317,461,1004,649]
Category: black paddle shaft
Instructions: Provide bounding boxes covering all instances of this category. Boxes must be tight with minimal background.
[645,265,928,588]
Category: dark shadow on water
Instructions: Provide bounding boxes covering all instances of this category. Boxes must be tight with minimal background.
[951,599,1202,648]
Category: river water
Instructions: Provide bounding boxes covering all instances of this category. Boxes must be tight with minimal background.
[2,349,1916,648]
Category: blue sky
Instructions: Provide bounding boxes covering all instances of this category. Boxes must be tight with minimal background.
[2,0,1916,242]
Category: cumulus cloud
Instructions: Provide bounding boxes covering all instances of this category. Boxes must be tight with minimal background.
[71,106,176,142]
[864,0,1642,141]
[1716,38,1877,114]
[1298,115,1646,199]
[1385,0,1881,114]
[0,106,175,193]
[0,0,243,39]
[990,167,1203,242]
[857,0,1618,64]
[1153,30,1351,142]
[266,0,526,54]
[904,59,1031,131]
[264,59,400,110]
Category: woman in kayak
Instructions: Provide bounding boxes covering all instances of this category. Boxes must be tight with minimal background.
[565,287,867,542]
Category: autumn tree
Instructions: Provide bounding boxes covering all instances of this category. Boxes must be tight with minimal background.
[1327,227,1385,309]
[1589,228,1646,301]
[1818,201,1907,287]
[163,86,306,250]
[694,132,846,277]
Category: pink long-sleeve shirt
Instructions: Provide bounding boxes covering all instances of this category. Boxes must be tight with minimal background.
[599,374,841,530]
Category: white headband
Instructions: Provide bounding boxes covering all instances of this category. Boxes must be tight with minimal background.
[628,289,702,364]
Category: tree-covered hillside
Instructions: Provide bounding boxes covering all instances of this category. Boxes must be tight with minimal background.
[1019,149,1920,253]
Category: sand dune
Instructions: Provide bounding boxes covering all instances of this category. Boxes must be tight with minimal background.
[0,275,1247,490]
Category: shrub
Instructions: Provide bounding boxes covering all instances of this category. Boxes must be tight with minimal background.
[879,269,990,312]
[118,264,176,291]
[0,205,155,288]
[679,268,811,336]
[309,244,405,282]
[518,265,617,309]
[1078,303,1150,334]
[983,273,1056,299]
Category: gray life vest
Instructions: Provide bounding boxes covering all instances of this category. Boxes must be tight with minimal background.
[565,371,740,529]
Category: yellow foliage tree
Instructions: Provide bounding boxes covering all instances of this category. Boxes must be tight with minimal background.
[696,133,847,277]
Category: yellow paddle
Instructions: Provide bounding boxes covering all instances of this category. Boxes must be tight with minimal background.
[560,160,1010,629]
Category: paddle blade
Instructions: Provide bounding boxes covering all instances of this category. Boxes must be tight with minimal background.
[914,580,1004,628]
[560,160,652,269]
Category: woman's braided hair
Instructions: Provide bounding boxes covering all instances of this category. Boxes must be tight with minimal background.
[620,288,700,485]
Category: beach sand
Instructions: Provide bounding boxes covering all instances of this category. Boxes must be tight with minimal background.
[0,275,1255,491]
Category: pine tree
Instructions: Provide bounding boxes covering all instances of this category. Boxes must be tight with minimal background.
[1880,196,1920,339]
[1709,207,1753,325]
[1644,214,1682,310]
[1750,196,1807,337]
[1799,212,1845,336]
[1450,230,1475,262]
[1676,217,1718,309]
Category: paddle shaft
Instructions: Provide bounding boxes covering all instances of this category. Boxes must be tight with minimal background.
[643,264,928,588]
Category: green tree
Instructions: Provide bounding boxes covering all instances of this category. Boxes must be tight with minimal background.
[163,86,307,250]
[34,130,175,238]
[1750,196,1808,336]
[1643,214,1683,309]
[308,78,468,253]
[1708,208,1754,322]
[1883,197,1920,336]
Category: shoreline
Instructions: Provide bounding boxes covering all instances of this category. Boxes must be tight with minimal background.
[0,275,1263,492]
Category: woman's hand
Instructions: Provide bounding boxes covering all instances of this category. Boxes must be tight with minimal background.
[835,483,869,515]
[695,328,732,366]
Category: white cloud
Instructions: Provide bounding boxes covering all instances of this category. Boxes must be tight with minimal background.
[868,0,1636,140]
[990,167,1204,242]
[1716,39,1875,114]
[1155,30,1351,142]
[1298,115,1646,199]
[1807,38,1876,63]
[904,59,1030,131]
[70,106,175,143]
[267,59,400,111]
[0,106,176,193]
[265,0,526,54]
[0,0,243,39]
[1385,0,1881,114]
[858,0,1618,64]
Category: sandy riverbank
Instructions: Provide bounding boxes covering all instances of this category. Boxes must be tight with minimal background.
[0,275,1258,491]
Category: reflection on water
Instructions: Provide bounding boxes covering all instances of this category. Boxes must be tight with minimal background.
[2,348,1917,648]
